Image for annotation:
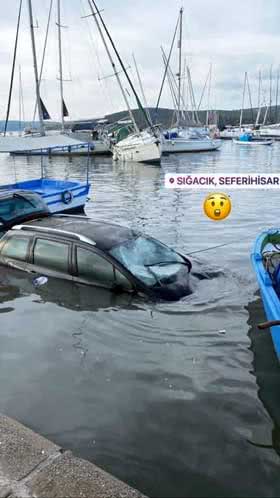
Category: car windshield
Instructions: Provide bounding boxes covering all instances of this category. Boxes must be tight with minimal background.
[0,194,47,222]
[109,236,186,286]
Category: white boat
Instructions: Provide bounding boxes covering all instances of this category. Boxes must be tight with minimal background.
[220,126,251,139]
[88,0,160,165]
[70,131,111,155]
[259,125,280,139]
[162,128,221,153]
[112,130,161,164]
[233,138,273,146]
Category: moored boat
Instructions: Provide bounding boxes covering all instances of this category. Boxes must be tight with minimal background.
[0,179,90,214]
[251,230,280,360]
[233,133,273,146]
[0,136,91,214]
[113,130,161,164]
[162,128,221,153]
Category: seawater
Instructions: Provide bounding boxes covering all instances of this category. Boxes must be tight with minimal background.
[0,141,280,497]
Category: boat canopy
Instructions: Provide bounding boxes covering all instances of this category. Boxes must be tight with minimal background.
[0,134,89,153]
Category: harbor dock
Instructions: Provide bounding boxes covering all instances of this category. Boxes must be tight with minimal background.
[0,414,147,498]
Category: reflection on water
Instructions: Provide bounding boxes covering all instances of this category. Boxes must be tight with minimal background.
[1,143,280,497]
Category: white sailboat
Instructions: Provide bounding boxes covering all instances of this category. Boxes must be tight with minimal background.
[87,0,161,164]
[160,8,221,154]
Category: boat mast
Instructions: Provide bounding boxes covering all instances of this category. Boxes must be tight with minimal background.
[177,7,183,125]
[206,63,212,127]
[57,0,65,132]
[255,69,262,126]
[239,71,246,130]
[4,0,23,137]
[27,0,45,135]
[269,64,273,124]
[275,65,279,123]
[87,0,139,133]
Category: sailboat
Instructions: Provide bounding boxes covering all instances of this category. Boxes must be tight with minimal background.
[233,72,273,146]
[159,8,221,154]
[87,0,161,164]
[0,0,90,213]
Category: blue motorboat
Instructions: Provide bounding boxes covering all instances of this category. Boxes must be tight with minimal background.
[0,136,91,214]
[251,230,280,360]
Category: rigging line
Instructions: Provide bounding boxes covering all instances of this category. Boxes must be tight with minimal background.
[87,0,139,132]
[187,66,200,124]
[161,49,179,125]
[80,0,114,111]
[206,63,212,126]
[90,0,154,131]
[32,0,54,123]
[239,71,246,129]
[155,14,180,112]
[4,0,23,136]
[161,49,179,108]
[197,68,210,111]
[246,73,254,125]
[132,53,152,124]
[255,70,262,126]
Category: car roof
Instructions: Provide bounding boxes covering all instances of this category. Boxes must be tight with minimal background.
[19,215,139,252]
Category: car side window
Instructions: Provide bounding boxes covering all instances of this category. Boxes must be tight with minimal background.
[115,268,133,290]
[76,246,115,286]
[33,238,69,273]
[1,235,30,262]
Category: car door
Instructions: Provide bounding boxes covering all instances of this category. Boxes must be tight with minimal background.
[73,244,134,292]
[27,236,73,282]
[0,233,32,273]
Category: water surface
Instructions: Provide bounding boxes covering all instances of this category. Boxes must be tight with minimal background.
[0,142,280,497]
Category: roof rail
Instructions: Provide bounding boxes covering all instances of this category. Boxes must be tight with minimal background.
[12,225,96,246]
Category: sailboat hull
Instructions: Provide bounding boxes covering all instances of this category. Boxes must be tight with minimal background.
[113,132,161,164]
[162,138,222,153]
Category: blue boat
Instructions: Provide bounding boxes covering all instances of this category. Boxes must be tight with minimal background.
[0,178,90,214]
[0,136,91,214]
[251,229,280,359]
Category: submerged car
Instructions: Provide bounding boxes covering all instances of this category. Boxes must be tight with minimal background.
[0,189,49,232]
[0,215,192,301]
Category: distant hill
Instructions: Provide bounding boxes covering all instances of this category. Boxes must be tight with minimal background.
[0,120,60,133]
[70,106,280,130]
[3,105,279,133]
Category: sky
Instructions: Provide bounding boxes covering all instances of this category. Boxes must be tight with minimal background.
[0,0,279,122]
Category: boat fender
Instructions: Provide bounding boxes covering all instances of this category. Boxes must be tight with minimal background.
[62,190,73,204]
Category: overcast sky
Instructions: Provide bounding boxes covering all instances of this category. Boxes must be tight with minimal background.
[0,0,279,121]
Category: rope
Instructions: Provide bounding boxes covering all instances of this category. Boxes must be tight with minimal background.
[156,14,180,112]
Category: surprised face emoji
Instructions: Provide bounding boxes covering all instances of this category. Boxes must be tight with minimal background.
[203,193,231,221]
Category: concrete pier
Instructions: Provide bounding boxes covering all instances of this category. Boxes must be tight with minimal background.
[0,414,147,498]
